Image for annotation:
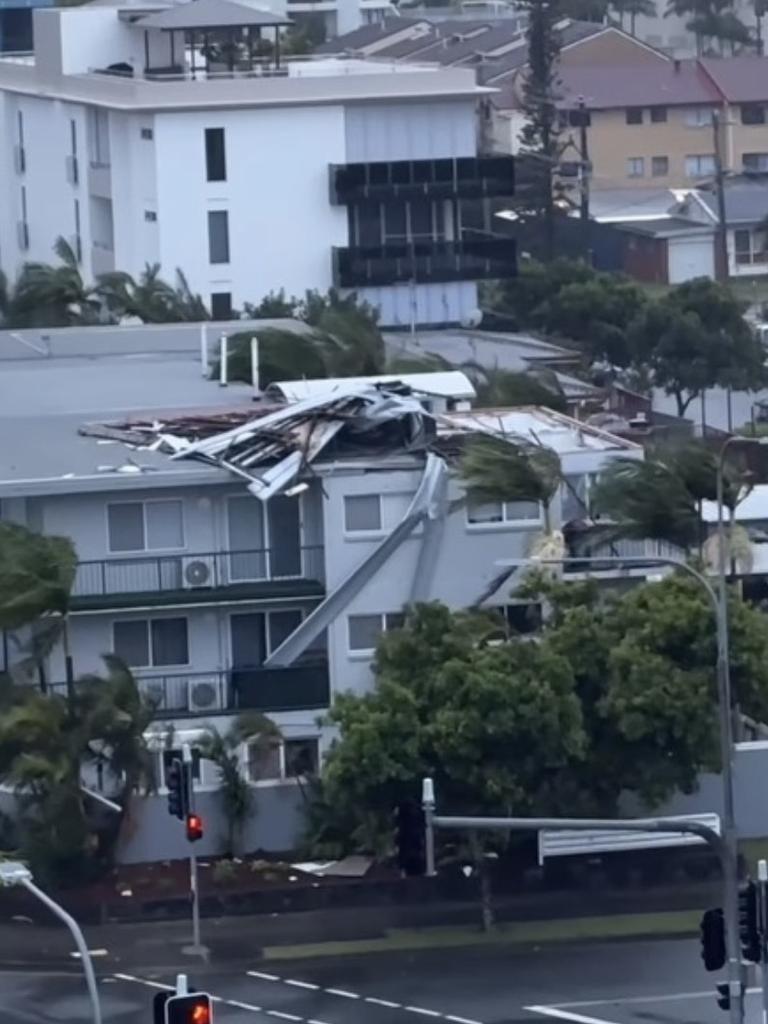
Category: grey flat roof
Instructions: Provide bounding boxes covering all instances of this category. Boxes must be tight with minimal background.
[0,321,311,494]
[137,0,291,29]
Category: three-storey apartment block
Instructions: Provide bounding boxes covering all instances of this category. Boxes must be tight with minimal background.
[0,323,641,859]
[0,0,515,328]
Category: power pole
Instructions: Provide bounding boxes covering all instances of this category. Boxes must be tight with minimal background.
[578,96,591,264]
[713,109,729,282]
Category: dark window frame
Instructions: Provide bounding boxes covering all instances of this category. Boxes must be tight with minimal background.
[625,108,643,125]
[205,127,227,182]
[208,209,230,264]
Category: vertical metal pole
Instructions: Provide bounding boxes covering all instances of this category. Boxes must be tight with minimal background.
[20,878,102,1024]
[182,744,205,957]
[422,776,436,877]
[713,110,730,282]
[759,859,768,1024]
[190,851,201,950]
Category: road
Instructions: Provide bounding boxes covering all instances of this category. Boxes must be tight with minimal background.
[4,937,766,1024]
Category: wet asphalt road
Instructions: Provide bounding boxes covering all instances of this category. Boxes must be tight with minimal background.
[4,937,761,1024]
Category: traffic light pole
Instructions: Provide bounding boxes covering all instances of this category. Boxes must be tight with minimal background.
[182,744,205,959]
[421,783,743,1024]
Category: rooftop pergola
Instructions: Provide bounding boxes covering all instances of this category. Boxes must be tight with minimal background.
[136,0,293,77]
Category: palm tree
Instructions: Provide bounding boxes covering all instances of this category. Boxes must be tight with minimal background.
[198,711,281,856]
[463,365,568,412]
[0,523,77,695]
[0,659,155,884]
[97,263,208,323]
[610,0,656,34]
[591,442,750,554]
[12,237,102,327]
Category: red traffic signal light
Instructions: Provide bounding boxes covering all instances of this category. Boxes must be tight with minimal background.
[186,812,204,843]
[164,993,212,1024]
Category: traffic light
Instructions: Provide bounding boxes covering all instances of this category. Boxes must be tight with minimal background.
[739,880,761,963]
[165,993,212,1024]
[186,812,204,843]
[396,801,426,877]
[700,907,726,972]
[716,982,731,1012]
[166,757,189,820]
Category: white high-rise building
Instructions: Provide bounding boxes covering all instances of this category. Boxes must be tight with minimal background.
[0,0,516,326]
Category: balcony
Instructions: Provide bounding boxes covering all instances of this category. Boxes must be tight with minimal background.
[70,546,325,611]
[54,660,330,716]
[329,156,515,205]
[332,237,517,288]
[563,536,683,575]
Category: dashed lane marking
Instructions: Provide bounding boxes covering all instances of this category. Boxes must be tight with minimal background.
[323,989,359,1000]
[404,1008,442,1018]
[525,1006,622,1024]
[365,997,402,1009]
[266,1012,302,1022]
[445,1016,484,1024]
[284,981,320,992]
[248,972,281,982]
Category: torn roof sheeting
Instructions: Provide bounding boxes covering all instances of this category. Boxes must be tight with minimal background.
[160,380,434,499]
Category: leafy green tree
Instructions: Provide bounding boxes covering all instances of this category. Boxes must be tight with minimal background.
[198,712,280,856]
[243,289,296,319]
[0,523,77,694]
[666,0,750,52]
[629,278,767,416]
[310,603,585,853]
[517,0,564,262]
[465,366,568,412]
[537,274,648,366]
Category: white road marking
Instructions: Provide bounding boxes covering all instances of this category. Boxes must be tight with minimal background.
[323,988,359,999]
[549,986,763,1010]
[365,996,402,1009]
[248,971,281,982]
[405,1007,443,1018]
[226,1001,264,1013]
[70,949,108,959]
[307,1019,333,1024]
[445,1015,484,1024]
[526,1005,619,1024]
[266,1012,302,1022]
[284,980,320,991]
[113,973,173,991]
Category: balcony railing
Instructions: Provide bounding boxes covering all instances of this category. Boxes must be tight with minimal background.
[563,538,683,573]
[144,661,329,715]
[329,155,515,205]
[51,660,331,716]
[333,237,517,288]
[70,546,325,608]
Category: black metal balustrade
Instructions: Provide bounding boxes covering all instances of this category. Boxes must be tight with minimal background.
[70,546,325,610]
[332,238,518,288]
[330,156,515,204]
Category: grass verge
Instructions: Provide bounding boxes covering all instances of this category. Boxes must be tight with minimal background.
[262,908,701,961]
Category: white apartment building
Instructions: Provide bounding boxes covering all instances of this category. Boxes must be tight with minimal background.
[0,323,641,860]
[0,1,515,328]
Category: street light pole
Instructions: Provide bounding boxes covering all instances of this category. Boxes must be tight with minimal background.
[495,553,743,1024]
[0,861,102,1024]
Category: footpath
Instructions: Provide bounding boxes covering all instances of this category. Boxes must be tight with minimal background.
[0,882,713,973]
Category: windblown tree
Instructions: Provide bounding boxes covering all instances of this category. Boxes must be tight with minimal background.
[610,0,656,34]
[98,264,209,323]
[0,523,77,694]
[198,711,281,856]
[0,659,155,886]
[12,237,102,327]
[666,0,750,52]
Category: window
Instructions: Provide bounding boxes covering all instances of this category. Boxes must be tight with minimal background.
[113,617,189,667]
[502,602,543,635]
[742,104,766,125]
[208,210,230,264]
[344,494,382,532]
[88,107,110,166]
[625,108,643,124]
[734,228,768,266]
[107,500,184,552]
[210,291,232,320]
[141,127,154,140]
[743,152,768,173]
[205,127,226,182]
[348,611,405,652]
[19,185,28,249]
[247,737,320,783]
[144,210,157,222]
[685,154,716,178]
[685,106,714,127]
[650,106,667,123]
[626,157,645,178]
[466,499,541,525]
[73,199,82,262]
[561,108,590,127]
[651,155,669,177]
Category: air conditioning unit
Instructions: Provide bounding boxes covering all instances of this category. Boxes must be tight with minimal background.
[142,679,166,709]
[188,676,222,713]
[182,556,215,588]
